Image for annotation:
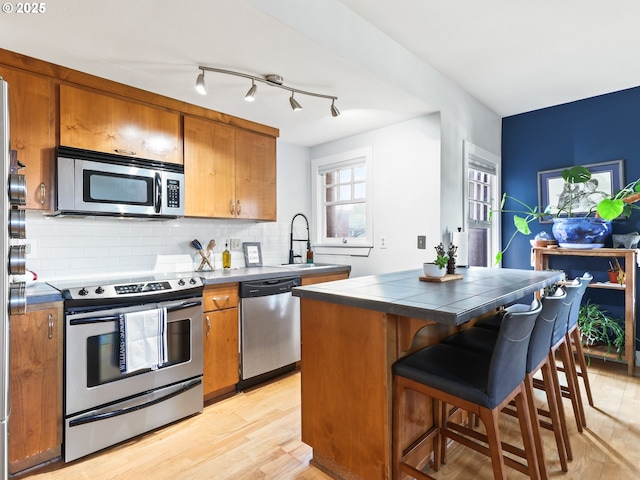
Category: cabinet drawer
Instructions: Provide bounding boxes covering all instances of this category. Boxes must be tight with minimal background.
[203,284,238,311]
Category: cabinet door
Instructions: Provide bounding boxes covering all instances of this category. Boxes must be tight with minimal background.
[0,66,54,210]
[9,306,62,474]
[184,116,236,218]
[60,84,182,164]
[203,308,239,396]
[235,129,277,221]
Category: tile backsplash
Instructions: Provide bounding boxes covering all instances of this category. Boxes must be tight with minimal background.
[22,211,297,281]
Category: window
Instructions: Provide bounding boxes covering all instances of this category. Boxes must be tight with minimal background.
[312,147,373,254]
[463,141,501,267]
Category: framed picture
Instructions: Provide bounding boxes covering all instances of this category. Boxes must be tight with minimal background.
[537,159,624,222]
[242,242,263,267]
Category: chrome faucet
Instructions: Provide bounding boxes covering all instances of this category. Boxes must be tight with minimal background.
[289,213,310,264]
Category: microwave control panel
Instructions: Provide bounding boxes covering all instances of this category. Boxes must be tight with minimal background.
[166,179,181,208]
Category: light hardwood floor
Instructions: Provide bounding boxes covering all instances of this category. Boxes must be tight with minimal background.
[21,360,640,480]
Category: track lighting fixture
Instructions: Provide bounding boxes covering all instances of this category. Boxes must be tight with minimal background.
[195,66,339,117]
[244,80,257,102]
[195,69,206,95]
[289,93,302,111]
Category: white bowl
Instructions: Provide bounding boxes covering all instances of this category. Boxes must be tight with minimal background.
[423,263,446,278]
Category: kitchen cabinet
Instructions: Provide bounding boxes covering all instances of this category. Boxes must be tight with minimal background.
[0,65,54,210]
[202,284,239,401]
[9,303,63,474]
[59,84,182,164]
[301,272,350,286]
[184,116,276,220]
[533,247,637,376]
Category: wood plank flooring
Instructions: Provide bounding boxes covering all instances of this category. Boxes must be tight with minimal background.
[20,360,640,480]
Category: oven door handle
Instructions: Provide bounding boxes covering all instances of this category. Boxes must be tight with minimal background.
[68,378,202,428]
[166,300,202,313]
[69,301,202,325]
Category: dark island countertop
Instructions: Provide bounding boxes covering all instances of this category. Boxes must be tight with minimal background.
[292,267,564,326]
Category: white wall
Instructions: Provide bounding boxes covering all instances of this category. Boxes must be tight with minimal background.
[311,114,441,277]
[23,141,311,282]
[249,0,502,241]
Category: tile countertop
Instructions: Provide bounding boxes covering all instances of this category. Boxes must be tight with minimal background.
[24,263,351,306]
[292,267,564,327]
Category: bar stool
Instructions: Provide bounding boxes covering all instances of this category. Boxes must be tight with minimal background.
[441,288,571,476]
[534,274,592,433]
[562,274,594,407]
[392,299,542,480]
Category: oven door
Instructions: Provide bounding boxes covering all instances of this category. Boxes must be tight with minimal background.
[65,299,203,416]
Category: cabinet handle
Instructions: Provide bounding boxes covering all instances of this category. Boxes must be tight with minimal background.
[206,316,211,336]
[40,183,46,205]
[47,313,53,339]
[114,149,137,156]
[212,295,230,309]
[230,200,235,214]
[237,200,241,215]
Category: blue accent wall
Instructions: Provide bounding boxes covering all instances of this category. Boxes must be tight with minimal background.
[502,85,640,350]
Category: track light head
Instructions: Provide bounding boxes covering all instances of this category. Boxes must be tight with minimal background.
[245,81,257,102]
[289,93,303,111]
[330,99,340,117]
[195,70,206,95]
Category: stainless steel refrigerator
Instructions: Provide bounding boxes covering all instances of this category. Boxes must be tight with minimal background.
[1,76,28,479]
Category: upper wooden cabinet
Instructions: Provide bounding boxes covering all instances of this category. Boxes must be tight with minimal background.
[235,128,277,221]
[0,66,54,210]
[184,116,276,220]
[59,84,182,164]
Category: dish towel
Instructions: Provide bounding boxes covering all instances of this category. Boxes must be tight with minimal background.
[119,307,168,374]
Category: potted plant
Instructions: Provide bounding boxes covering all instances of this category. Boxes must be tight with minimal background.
[577,300,624,360]
[493,165,640,263]
[423,243,449,278]
[607,258,626,285]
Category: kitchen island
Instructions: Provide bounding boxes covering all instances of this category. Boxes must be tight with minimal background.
[292,267,564,480]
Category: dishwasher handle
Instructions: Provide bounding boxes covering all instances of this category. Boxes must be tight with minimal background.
[239,276,301,298]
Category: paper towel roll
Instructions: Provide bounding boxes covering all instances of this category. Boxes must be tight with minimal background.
[451,231,469,267]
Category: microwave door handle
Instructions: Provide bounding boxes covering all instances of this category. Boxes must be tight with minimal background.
[155,172,162,214]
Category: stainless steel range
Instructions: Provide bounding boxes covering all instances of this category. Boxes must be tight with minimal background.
[49,274,204,462]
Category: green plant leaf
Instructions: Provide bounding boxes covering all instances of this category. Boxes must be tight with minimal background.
[562,166,591,184]
[596,198,625,221]
[513,215,531,235]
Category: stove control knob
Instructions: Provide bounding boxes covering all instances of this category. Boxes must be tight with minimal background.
[190,278,197,285]
[95,286,104,295]
[78,288,89,296]
[178,279,185,286]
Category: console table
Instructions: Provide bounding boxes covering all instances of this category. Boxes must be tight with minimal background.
[533,247,637,376]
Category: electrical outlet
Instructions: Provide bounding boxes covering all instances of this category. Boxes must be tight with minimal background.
[417,235,426,249]
[380,236,387,249]
[230,238,242,250]
[24,242,31,255]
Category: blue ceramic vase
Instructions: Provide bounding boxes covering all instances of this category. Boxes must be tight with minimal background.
[551,217,611,248]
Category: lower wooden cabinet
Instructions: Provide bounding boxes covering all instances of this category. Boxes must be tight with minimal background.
[9,303,63,474]
[202,284,239,401]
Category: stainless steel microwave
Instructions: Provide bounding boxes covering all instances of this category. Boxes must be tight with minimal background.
[54,146,185,218]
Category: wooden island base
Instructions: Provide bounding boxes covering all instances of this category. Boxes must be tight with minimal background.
[300,299,458,480]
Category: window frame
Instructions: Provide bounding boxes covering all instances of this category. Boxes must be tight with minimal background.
[311,146,373,255]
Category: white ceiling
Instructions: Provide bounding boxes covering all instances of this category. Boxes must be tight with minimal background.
[2,0,640,147]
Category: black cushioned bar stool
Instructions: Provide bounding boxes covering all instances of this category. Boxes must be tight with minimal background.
[392,299,542,480]
[441,288,571,477]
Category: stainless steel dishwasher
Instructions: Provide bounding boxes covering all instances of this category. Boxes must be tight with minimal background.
[238,276,301,389]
